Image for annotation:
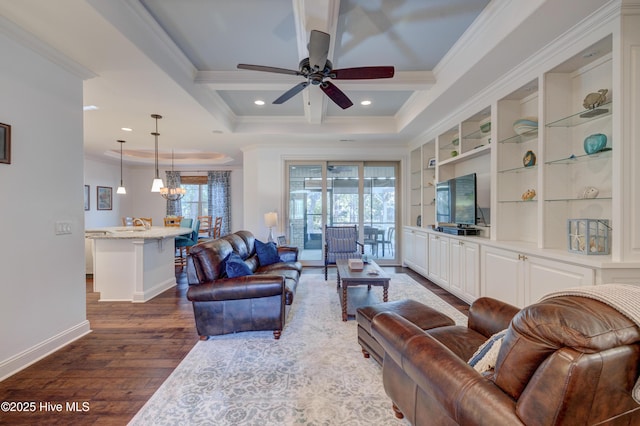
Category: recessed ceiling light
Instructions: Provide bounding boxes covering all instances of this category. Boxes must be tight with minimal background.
[360,100,372,106]
[83,105,98,111]
[121,127,132,132]
[254,100,265,106]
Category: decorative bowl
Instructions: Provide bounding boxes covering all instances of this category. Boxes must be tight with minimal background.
[583,133,607,155]
[513,118,538,135]
[451,138,459,146]
[480,122,491,133]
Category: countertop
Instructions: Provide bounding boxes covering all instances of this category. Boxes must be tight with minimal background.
[85,226,191,240]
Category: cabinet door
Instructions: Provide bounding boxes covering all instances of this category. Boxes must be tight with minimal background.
[524,256,594,305]
[403,228,415,266]
[450,240,463,293]
[414,231,429,276]
[481,246,523,306]
[428,234,441,281]
[462,241,480,300]
[438,236,450,287]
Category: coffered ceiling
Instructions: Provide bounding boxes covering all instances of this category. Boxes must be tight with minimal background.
[0,0,611,166]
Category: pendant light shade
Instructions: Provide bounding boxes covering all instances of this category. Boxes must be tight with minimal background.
[116,139,126,194]
[150,114,164,192]
[160,149,186,201]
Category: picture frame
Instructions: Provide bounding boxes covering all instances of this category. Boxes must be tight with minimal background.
[97,186,112,210]
[84,185,90,211]
[277,235,287,246]
[427,157,436,168]
[0,122,11,164]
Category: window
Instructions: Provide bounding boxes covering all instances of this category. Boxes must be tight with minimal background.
[180,176,208,218]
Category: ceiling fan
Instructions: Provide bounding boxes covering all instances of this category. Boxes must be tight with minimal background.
[237,30,394,109]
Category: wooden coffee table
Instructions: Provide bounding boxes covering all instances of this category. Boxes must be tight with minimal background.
[336,259,390,321]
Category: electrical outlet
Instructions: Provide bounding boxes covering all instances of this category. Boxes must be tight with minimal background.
[55,221,72,235]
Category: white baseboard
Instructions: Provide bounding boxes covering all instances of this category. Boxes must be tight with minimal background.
[132,278,176,303]
[0,320,92,381]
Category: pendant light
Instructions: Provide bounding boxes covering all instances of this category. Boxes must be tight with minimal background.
[160,149,186,200]
[150,113,164,192]
[116,139,126,194]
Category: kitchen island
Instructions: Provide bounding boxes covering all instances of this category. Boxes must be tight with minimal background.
[86,226,191,302]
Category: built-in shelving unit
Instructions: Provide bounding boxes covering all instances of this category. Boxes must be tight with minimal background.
[404,6,640,306]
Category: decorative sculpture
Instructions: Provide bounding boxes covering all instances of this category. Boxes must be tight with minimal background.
[583,89,608,110]
[521,189,536,201]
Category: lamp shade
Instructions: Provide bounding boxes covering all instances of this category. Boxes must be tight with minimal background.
[151,177,164,192]
[264,212,278,228]
[116,186,127,194]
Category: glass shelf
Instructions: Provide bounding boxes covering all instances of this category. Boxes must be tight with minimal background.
[498,164,538,174]
[546,101,612,128]
[545,196,612,202]
[462,129,489,140]
[545,149,611,165]
[498,130,538,144]
[498,199,538,204]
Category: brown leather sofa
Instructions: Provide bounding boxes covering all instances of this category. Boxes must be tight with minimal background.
[372,296,640,425]
[186,230,302,339]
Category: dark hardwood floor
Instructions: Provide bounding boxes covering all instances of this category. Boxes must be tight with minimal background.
[0,266,468,425]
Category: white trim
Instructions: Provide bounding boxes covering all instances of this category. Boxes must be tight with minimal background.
[0,321,92,381]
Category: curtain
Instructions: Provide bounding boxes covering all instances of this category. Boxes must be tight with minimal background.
[208,171,231,236]
[165,170,182,216]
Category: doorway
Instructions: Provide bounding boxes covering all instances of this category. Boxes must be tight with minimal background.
[286,161,399,265]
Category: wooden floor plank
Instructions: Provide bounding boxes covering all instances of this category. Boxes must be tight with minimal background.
[0,266,468,424]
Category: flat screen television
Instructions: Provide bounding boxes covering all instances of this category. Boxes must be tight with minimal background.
[436,173,477,226]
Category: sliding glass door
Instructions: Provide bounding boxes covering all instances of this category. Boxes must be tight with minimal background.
[286,161,398,265]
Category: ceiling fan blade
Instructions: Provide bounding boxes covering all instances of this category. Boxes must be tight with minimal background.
[308,30,330,71]
[273,81,309,104]
[237,64,301,76]
[331,66,395,80]
[321,81,353,109]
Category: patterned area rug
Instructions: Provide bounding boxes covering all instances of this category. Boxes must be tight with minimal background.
[129,274,467,425]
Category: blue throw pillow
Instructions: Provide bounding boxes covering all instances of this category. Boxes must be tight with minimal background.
[225,252,253,278]
[255,239,281,266]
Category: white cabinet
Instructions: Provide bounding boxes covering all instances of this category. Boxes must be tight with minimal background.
[403,227,428,277]
[450,239,480,303]
[428,233,449,287]
[481,246,594,307]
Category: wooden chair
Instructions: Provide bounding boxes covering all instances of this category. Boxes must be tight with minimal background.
[164,216,182,227]
[212,216,223,239]
[198,215,212,239]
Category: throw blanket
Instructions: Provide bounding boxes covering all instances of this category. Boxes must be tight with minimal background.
[540,283,640,403]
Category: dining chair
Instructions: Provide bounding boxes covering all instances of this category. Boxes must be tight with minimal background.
[198,215,213,239]
[175,219,200,268]
[163,216,182,227]
[212,216,223,239]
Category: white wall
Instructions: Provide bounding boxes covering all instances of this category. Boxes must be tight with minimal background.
[242,143,408,241]
[0,31,90,379]
[85,162,244,231]
[84,158,132,228]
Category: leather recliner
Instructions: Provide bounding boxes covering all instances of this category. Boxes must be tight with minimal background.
[372,296,640,425]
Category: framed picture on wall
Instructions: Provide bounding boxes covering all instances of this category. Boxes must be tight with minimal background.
[277,235,287,246]
[427,157,436,168]
[84,185,90,211]
[0,122,10,164]
[97,186,112,210]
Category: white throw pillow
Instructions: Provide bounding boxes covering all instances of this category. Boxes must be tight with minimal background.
[468,329,508,373]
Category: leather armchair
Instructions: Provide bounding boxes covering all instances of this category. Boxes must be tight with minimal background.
[372,296,640,425]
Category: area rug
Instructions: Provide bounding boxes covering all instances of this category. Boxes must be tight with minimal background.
[129,274,467,425]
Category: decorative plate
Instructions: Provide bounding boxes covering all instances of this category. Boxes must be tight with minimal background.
[523,150,536,167]
[513,118,538,135]
[583,133,607,155]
